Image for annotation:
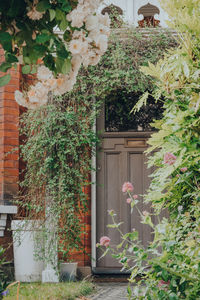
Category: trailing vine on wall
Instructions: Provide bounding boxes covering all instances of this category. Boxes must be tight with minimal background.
[18,27,177,262]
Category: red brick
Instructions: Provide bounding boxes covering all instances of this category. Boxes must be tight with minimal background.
[1,100,19,109]
[0,145,18,153]
[3,123,18,131]
[3,107,19,116]
[2,93,16,101]
[4,115,19,124]
[4,176,18,184]
[4,160,18,168]
[3,85,18,93]
[4,169,19,176]
[7,78,19,87]
[4,137,19,146]
[4,183,18,193]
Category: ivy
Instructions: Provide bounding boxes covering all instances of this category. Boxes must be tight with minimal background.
[19,96,98,260]
[18,28,178,262]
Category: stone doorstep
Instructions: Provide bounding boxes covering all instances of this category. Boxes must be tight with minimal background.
[0,214,7,220]
[0,219,6,226]
[0,205,17,214]
[0,205,17,237]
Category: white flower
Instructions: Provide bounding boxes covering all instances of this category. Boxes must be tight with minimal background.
[27,87,38,104]
[15,90,27,106]
[37,65,53,81]
[85,15,99,31]
[35,82,48,100]
[44,78,58,91]
[27,7,44,20]
[72,30,86,40]
[69,39,85,55]
[82,50,101,67]
[88,29,100,40]
[85,0,103,10]
[99,24,110,37]
[67,7,85,28]
[54,75,76,95]
[17,55,23,64]
[27,83,48,104]
[94,34,108,53]
[71,55,82,74]
[98,13,111,28]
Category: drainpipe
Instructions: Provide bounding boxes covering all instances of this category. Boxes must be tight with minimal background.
[91,100,97,269]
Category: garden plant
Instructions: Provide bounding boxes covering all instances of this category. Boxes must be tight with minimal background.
[97,0,200,299]
[0,0,110,107]
[16,26,177,265]
[0,0,110,269]
[0,247,10,299]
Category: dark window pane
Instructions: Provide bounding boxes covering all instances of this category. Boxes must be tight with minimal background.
[105,91,163,132]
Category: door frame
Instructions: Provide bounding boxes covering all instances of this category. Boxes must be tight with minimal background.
[91,107,152,271]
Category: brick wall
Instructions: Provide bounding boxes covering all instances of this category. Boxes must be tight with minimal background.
[0,47,20,260]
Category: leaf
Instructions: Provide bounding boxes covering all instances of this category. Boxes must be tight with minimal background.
[0,31,12,51]
[0,62,12,72]
[62,59,71,74]
[49,9,56,21]
[55,8,64,21]
[30,66,37,74]
[131,91,149,114]
[5,53,18,63]
[59,18,68,31]
[161,269,169,282]
[129,231,138,241]
[169,293,178,300]
[127,285,132,297]
[36,34,51,44]
[182,61,190,78]
[22,65,31,74]
[36,0,51,12]
[0,74,11,87]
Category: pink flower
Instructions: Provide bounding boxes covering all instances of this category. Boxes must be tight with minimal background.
[126,198,132,204]
[133,194,138,199]
[180,167,187,172]
[142,211,149,216]
[164,152,177,165]
[158,280,170,291]
[122,182,134,193]
[100,236,110,247]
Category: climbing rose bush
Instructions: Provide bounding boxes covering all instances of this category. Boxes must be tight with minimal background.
[0,0,110,108]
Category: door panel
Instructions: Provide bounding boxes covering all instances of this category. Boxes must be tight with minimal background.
[96,136,154,270]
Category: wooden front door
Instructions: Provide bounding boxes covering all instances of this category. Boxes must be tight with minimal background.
[95,107,156,272]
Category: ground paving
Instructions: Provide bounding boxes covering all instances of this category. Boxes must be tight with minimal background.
[91,283,128,300]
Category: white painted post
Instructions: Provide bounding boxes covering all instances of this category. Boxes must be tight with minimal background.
[42,92,59,283]
[42,196,59,283]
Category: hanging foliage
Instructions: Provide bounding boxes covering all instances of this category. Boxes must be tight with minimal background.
[0,0,110,108]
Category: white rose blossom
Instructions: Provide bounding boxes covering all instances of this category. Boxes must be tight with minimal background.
[27,0,44,21]
[15,90,27,107]
[15,0,110,109]
[37,65,53,81]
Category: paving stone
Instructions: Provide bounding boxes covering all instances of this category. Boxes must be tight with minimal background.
[91,283,128,300]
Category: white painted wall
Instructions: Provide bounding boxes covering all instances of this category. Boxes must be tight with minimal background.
[99,0,169,27]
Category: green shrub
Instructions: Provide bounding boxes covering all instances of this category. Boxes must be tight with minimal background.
[98,1,200,299]
[0,247,10,299]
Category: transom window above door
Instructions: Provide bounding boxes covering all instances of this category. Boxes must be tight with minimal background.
[105,91,163,132]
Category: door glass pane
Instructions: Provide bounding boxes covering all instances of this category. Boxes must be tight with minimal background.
[105,91,163,132]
